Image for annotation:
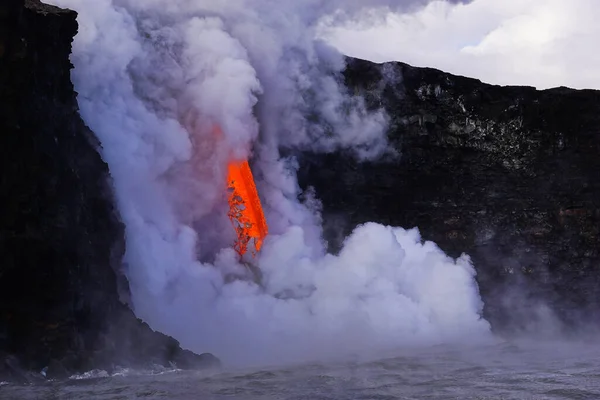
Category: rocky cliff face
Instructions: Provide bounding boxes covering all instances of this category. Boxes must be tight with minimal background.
[0,0,217,381]
[298,59,600,334]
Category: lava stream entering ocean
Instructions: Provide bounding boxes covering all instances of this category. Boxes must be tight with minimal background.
[226,159,268,259]
[211,124,268,264]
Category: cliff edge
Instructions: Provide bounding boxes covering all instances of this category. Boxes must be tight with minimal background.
[0,0,218,381]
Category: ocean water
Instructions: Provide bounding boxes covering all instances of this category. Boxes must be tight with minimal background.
[3,340,600,400]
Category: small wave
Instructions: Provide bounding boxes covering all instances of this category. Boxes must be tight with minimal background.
[69,369,110,380]
[68,365,182,381]
[110,367,131,378]
[113,364,182,377]
[151,368,183,376]
[0,381,8,387]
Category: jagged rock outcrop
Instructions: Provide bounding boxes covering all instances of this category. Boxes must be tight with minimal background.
[298,59,600,334]
[0,0,218,381]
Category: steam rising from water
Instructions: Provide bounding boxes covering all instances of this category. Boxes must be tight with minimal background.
[50,0,491,365]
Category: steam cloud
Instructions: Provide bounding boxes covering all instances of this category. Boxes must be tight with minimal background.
[50,0,491,366]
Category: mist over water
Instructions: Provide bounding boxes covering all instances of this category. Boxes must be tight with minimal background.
[7,340,600,399]
[49,0,492,366]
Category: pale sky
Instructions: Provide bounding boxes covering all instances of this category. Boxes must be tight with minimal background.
[322,0,600,90]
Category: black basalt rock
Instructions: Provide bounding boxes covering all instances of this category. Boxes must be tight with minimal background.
[0,0,218,381]
[297,58,600,335]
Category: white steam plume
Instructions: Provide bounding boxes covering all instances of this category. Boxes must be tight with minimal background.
[49,0,492,366]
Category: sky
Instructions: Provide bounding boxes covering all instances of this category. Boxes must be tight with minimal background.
[321,0,600,90]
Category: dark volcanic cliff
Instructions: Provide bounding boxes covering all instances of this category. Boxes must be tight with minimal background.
[298,59,600,334]
[0,0,217,381]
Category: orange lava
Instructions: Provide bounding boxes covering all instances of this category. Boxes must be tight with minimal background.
[210,124,268,258]
[226,158,268,259]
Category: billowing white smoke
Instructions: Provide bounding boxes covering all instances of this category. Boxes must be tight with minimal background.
[50,0,491,366]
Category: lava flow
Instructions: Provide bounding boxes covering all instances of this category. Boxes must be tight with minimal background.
[210,124,268,259]
[226,159,268,258]
[210,123,267,263]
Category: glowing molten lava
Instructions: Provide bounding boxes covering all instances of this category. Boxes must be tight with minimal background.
[210,124,267,258]
[226,159,268,258]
